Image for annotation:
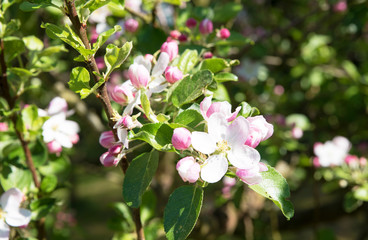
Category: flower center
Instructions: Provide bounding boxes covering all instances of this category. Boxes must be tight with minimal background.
[217,140,230,153]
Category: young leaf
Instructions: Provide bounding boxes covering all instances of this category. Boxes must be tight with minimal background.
[40,175,58,193]
[3,36,25,62]
[164,185,203,240]
[249,164,294,220]
[176,49,198,74]
[0,164,35,192]
[123,150,159,208]
[68,67,91,97]
[214,72,238,83]
[131,123,174,151]
[83,0,112,12]
[200,58,230,73]
[20,1,53,12]
[92,25,122,53]
[104,42,133,78]
[170,70,213,107]
[23,35,44,51]
[174,109,204,131]
[30,198,56,220]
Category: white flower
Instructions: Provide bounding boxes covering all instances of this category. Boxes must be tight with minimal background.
[314,136,351,167]
[191,113,260,183]
[0,188,31,240]
[42,113,80,148]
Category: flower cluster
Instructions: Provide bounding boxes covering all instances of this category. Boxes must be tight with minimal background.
[172,97,273,185]
[313,136,351,167]
[40,97,80,155]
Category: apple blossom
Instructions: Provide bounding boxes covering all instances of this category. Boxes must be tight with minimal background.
[176,157,200,183]
[236,162,268,185]
[200,96,241,122]
[111,81,135,105]
[192,113,260,183]
[125,0,142,12]
[172,128,192,150]
[186,18,197,28]
[203,52,213,59]
[124,19,139,33]
[47,140,62,154]
[47,97,68,116]
[334,0,347,12]
[313,136,351,167]
[0,188,31,240]
[199,19,213,35]
[144,54,154,62]
[100,152,121,167]
[217,28,230,39]
[42,113,80,149]
[165,66,183,84]
[160,41,178,61]
[88,5,111,23]
[99,131,115,149]
[244,116,274,148]
[114,115,143,149]
[0,122,8,132]
[108,145,123,155]
[170,30,181,39]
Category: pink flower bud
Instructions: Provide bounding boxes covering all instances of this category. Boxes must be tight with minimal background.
[99,131,115,148]
[165,66,183,84]
[0,122,9,131]
[128,63,150,88]
[95,56,106,70]
[186,18,197,28]
[48,97,68,115]
[144,54,154,62]
[334,1,347,12]
[108,145,122,155]
[124,18,139,33]
[70,134,79,144]
[170,30,181,39]
[178,34,188,42]
[203,52,213,59]
[176,157,200,183]
[172,127,191,150]
[291,127,303,139]
[47,141,62,154]
[217,28,230,39]
[360,157,367,167]
[160,41,178,61]
[273,85,284,96]
[111,82,135,105]
[100,152,120,167]
[313,157,321,168]
[116,115,134,129]
[244,116,274,148]
[199,19,213,35]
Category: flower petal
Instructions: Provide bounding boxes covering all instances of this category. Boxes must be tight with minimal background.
[148,75,168,94]
[226,116,249,147]
[207,112,228,143]
[134,55,151,72]
[5,208,31,227]
[152,52,169,77]
[117,128,129,149]
[123,90,141,116]
[0,188,23,213]
[201,155,228,183]
[227,144,260,169]
[200,96,212,119]
[0,220,10,240]
[191,132,216,154]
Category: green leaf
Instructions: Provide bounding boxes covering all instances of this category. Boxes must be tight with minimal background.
[140,90,152,119]
[68,67,91,96]
[39,154,71,181]
[174,109,204,131]
[162,0,189,5]
[140,190,157,225]
[3,36,25,62]
[3,19,20,37]
[131,123,174,151]
[8,67,33,80]
[29,139,47,167]
[353,185,368,201]
[213,3,243,22]
[83,0,111,12]
[0,164,35,192]
[239,102,259,118]
[213,83,230,102]
[214,72,238,83]
[30,198,56,220]
[38,45,68,57]
[344,192,362,213]
[164,185,203,240]
[170,70,213,107]
[20,1,53,11]
[93,25,122,52]
[104,42,133,77]
[249,165,294,220]
[123,150,159,208]
[2,0,18,12]
[200,58,230,73]
[176,49,198,74]
[23,35,44,51]
[40,175,58,193]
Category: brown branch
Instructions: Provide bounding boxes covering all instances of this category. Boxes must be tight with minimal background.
[64,1,144,239]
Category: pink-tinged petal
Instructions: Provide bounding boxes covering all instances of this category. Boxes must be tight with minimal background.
[200,155,228,183]
[5,208,31,227]
[244,127,262,148]
[148,75,168,94]
[236,167,262,185]
[227,145,260,169]
[61,120,80,135]
[0,188,24,213]
[176,157,200,183]
[0,220,10,240]
[258,162,268,172]
[172,128,191,150]
[48,97,68,115]
[54,132,73,148]
[206,101,231,119]
[117,128,129,149]
[99,131,115,148]
[207,113,228,143]
[227,106,241,122]
[200,96,212,119]
[333,136,351,153]
[226,116,249,147]
[123,90,141,116]
[152,52,169,77]
[191,132,216,154]
[100,152,120,167]
[128,64,150,89]
[134,55,151,71]
[313,142,323,156]
[313,157,321,168]
[47,141,62,154]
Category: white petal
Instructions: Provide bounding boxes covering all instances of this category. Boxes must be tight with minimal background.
[117,128,129,149]
[123,91,141,116]
[60,120,80,135]
[134,55,151,72]
[5,208,31,227]
[201,155,228,183]
[191,132,216,154]
[207,113,228,143]
[54,132,72,148]
[148,75,168,94]
[226,116,249,146]
[0,188,23,213]
[0,220,10,240]
[152,52,169,76]
[200,96,212,119]
[227,145,260,169]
